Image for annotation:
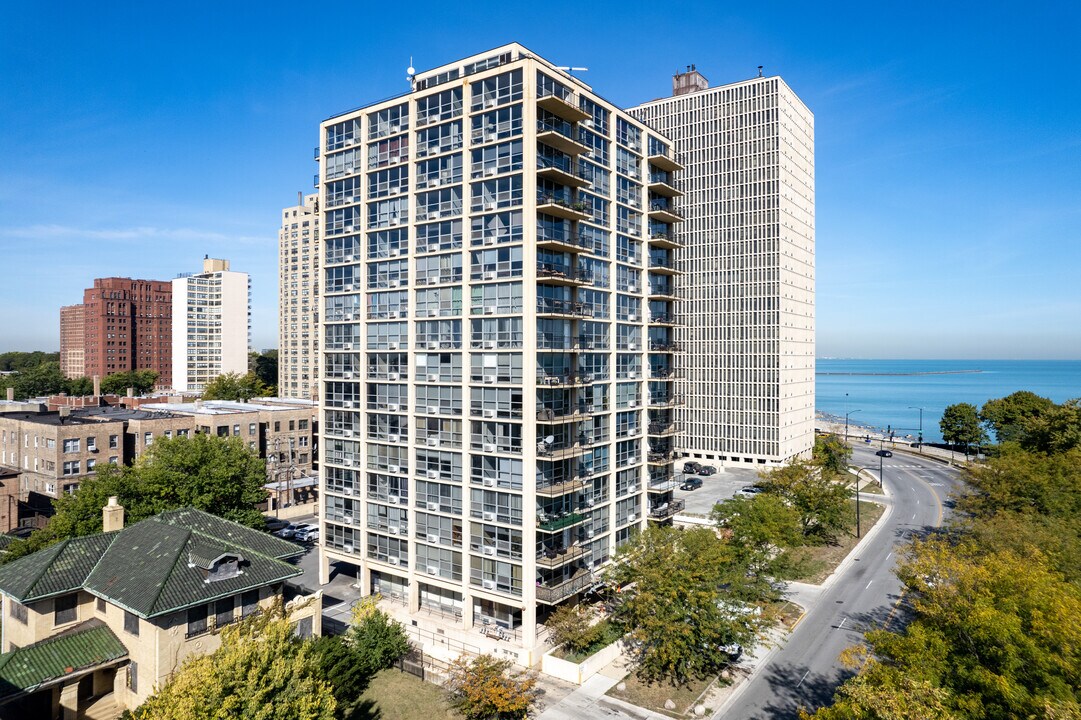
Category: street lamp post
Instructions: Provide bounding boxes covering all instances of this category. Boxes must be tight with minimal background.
[844,409,862,444]
[908,406,923,453]
[851,467,877,538]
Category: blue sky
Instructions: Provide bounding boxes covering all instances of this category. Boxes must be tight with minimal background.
[1,1,1078,359]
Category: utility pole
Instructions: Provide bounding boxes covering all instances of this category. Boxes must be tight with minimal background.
[845,409,862,444]
[909,406,923,453]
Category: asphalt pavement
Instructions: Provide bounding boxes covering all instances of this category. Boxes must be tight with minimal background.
[714,446,965,719]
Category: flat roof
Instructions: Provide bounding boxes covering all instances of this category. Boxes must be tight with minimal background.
[0,411,119,427]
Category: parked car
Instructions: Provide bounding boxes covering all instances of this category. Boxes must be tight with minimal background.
[875,450,893,458]
[740,484,762,494]
[294,524,319,543]
[683,461,702,474]
[721,643,744,662]
[680,476,703,491]
[264,518,290,534]
[698,465,717,476]
[273,523,299,539]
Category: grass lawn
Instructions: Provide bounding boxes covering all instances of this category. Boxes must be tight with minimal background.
[607,672,720,718]
[354,669,460,720]
[788,500,886,584]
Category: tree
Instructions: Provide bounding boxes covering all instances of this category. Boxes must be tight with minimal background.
[445,654,538,720]
[250,350,278,394]
[100,369,159,395]
[979,391,1056,444]
[67,376,95,395]
[0,351,58,372]
[201,371,268,401]
[1021,399,1081,455]
[0,361,68,399]
[545,604,602,654]
[607,525,769,684]
[939,403,988,456]
[1,434,267,563]
[814,434,853,476]
[755,461,853,543]
[134,600,337,720]
[713,493,806,579]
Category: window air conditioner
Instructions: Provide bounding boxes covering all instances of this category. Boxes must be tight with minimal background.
[629,400,638,408]
[628,372,637,379]
[427,470,439,479]
[483,546,496,556]
[388,310,399,318]
[343,401,355,408]
[427,437,440,446]
[344,428,355,437]
[627,313,636,321]
[389,280,399,288]
[344,284,354,291]
[428,405,439,414]
[388,342,399,350]
[388,403,400,412]
[483,409,495,418]
[427,341,439,350]
[427,309,439,317]
[427,566,439,575]
[484,305,496,315]
[483,511,496,521]
[628,343,637,351]
[344,254,355,262]
[483,341,496,349]
[344,225,355,233]
[388,495,400,504]
[343,371,354,379]
[343,544,354,553]
[388,464,401,473]
[482,579,496,590]
[482,271,496,280]
[483,443,496,453]
[343,514,354,524]
[483,374,495,383]
[427,502,440,511]
[342,343,353,350]
[427,534,440,544]
[485,167,497,176]
[628,285,637,293]
[388,372,400,381]
[483,478,495,487]
[344,486,354,495]
[388,557,400,565]
[388,434,400,443]
[425,373,438,382]
[627,513,637,522]
[388,526,399,534]
[586,529,595,538]
[483,237,496,246]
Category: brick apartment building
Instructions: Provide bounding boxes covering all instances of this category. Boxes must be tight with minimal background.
[60,278,173,388]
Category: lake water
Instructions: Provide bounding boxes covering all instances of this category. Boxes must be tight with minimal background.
[815,359,1081,443]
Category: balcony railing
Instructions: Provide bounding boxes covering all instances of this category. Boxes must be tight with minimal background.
[536,570,595,604]
[537,263,592,284]
[648,498,685,521]
[536,544,589,569]
[536,478,586,497]
[536,299,590,317]
[537,512,585,532]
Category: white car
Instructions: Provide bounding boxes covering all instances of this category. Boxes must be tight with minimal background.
[294,524,319,543]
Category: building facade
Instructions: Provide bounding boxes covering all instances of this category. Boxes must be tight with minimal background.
[59,304,86,380]
[629,68,815,467]
[279,193,321,399]
[171,258,251,393]
[315,44,684,664]
[81,278,173,387]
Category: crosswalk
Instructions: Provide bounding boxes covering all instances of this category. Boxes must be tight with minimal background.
[881,464,925,469]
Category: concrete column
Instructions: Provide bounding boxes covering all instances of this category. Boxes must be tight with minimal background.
[461,591,474,629]
[522,602,537,648]
[408,578,420,613]
[59,681,79,720]
[317,547,332,585]
[358,562,371,593]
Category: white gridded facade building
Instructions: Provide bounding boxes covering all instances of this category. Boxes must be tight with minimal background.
[629,72,815,467]
[316,44,685,663]
[171,258,251,393]
[279,194,321,399]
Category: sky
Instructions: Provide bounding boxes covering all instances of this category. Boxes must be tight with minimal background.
[1,1,1079,359]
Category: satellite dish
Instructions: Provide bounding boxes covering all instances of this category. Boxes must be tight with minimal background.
[544,436,555,445]
[407,66,416,76]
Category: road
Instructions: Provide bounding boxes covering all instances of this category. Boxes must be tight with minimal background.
[718,447,965,719]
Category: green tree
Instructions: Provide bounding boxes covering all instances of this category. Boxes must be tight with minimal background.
[134,600,336,720]
[1021,399,1081,455]
[201,371,268,401]
[607,525,768,684]
[0,351,58,372]
[66,376,95,395]
[445,655,538,720]
[755,461,853,543]
[979,391,1056,444]
[814,434,853,476]
[939,403,988,456]
[249,350,278,394]
[713,493,806,579]
[1,434,267,563]
[545,604,602,655]
[1,361,69,398]
[100,369,159,395]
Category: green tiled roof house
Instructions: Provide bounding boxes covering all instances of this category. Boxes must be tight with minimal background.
[0,499,320,719]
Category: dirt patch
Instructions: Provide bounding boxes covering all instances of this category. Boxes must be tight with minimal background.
[788,500,886,584]
[606,672,724,717]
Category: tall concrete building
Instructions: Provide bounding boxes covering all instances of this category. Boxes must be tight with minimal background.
[59,304,85,379]
[59,278,172,387]
[629,67,815,467]
[315,44,684,664]
[279,193,321,399]
[171,258,251,393]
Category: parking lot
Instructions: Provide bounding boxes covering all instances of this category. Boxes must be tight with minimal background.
[671,464,765,515]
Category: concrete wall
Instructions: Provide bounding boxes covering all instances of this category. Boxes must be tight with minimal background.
[540,639,624,685]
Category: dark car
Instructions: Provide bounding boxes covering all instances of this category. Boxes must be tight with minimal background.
[698,465,717,476]
[740,485,762,494]
[683,461,702,474]
[875,449,893,458]
[680,476,703,491]
[264,518,290,534]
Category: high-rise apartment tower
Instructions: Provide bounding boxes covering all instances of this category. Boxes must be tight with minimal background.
[316,44,684,664]
[171,257,251,393]
[629,67,815,467]
[279,193,321,399]
[59,304,86,380]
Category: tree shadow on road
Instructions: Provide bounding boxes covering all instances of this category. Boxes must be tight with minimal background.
[741,664,851,719]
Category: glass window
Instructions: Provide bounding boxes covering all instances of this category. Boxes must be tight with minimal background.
[124,610,140,636]
[54,594,77,626]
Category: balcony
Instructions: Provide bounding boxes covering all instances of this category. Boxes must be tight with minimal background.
[647,147,684,173]
[537,232,590,254]
[649,232,684,250]
[537,120,591,156]
[537,194,593,222]
[536,263,592,286]
[536,544,589,569]
[648,201,684,224]
[536,373,593,388]
[648,394,683,409]
[536,478,586,497]
[536,299,591,319]
[537,90,591,123]
[648,422,679,436]
[537,158,591,189]
[648,316,680,329]
[536,406,589,423]
[648,257,680,275]
[537,442,586,462]
[648,477,679,493]
[536,569,596,604]
[537,512,586,533]
[648,285,679,301]
[647,451,675,465]
[647,174,683,198]
[648,498,685,521]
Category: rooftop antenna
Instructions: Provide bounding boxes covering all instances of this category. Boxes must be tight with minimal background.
[757,65,764,78]
[406,56,416,86]
[556,66,589,76]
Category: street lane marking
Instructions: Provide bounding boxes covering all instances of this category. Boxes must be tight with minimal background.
[865,580,873,589]
[796,670,810,688]
[886,551,893,560]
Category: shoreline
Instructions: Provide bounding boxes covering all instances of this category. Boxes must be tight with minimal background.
[816,369,982,377]
[814,411,919,442]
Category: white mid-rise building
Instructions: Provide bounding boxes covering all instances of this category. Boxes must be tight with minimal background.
[172,257,251,393]
[315,44,685,665]
[629,68,815,467]
[279,193,321,399]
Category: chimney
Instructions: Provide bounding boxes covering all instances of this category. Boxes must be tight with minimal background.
[5,388,12,402]
[127,387,135,398]
[58,406,71,425]
[93,375,101,397]
[103,496,124,532]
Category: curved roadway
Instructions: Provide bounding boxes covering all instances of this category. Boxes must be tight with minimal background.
[717,446,965,719]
